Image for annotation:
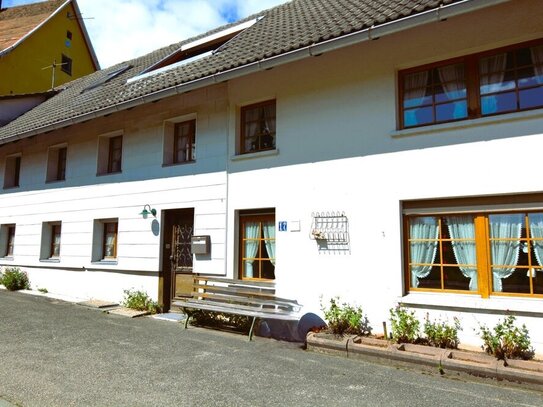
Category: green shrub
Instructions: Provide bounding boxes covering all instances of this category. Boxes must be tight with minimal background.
[389,305,420,344]
[321,297,371,336]
[477,315,534,361]
[189,310,252,332]
[1,267,30,291]
[122,289,159,314]
[423,315,461,349]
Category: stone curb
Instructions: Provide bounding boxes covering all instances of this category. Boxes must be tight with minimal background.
[306,333,543,392]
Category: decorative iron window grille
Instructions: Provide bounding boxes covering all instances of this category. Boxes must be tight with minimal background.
[310,212,349,243]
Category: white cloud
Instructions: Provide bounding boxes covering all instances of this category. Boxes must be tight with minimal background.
[77,0,290,68]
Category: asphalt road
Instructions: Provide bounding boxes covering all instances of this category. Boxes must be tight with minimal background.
[0,290,541,407]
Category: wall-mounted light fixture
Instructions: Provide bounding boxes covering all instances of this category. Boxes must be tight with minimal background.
[139,204,157,219]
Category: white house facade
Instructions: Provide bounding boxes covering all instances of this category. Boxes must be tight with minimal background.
[1,0,542,353]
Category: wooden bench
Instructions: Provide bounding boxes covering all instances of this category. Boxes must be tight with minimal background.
[173,276,302,340]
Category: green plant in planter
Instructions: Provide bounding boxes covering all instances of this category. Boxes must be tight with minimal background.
[122,289,159,314]
[1,267,30,291]
[389,305,421,344]
[477,315,534,361]
[423,315,461,349]
[321,297,371,336]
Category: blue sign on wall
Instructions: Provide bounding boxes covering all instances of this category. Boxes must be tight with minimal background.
[278,221,287,232]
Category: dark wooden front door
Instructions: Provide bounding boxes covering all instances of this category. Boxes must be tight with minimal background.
[161,208,194,310]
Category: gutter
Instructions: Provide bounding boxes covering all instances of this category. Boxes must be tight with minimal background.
[0,0,511,145]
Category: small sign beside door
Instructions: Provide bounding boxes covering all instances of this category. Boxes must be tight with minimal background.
[278,221,287,232]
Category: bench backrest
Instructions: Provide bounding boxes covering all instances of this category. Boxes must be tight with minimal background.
[191,276,301,313]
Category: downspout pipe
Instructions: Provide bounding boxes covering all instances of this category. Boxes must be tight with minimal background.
[0,0,511,146]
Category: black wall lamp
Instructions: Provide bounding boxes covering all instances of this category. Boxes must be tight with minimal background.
[140,204,157,219]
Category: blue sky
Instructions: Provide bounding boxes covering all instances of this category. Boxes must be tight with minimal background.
[4,0,290,68]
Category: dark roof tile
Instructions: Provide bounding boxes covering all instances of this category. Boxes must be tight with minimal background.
[0,0,465,141]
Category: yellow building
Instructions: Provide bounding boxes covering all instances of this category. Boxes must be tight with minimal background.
[0,0,99,96]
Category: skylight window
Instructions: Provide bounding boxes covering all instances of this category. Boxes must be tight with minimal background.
[127,17,260,84]
[82,65,131,93]
[127,51,213,84]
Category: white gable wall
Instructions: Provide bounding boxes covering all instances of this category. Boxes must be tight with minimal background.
[225,0,543,352]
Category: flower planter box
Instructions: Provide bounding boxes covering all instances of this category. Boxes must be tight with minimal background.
[441,349,498,379]
[496,358,543,390]
[352,336,390,348]
[388,343,447,373]
[306,332,543,391]
[348,336,392,363]
[306,332,351,356]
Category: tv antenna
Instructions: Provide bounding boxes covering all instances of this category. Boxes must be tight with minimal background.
[42,59,68,90]
[67,12,94,20]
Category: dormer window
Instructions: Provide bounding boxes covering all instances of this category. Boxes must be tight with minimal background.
[128,18,260,83]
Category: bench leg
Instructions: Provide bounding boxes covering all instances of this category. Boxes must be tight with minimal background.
[248,316,257,341]
[184,312,190,329]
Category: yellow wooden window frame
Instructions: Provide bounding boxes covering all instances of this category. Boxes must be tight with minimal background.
[405,212,543,298]
[239,214,275,281]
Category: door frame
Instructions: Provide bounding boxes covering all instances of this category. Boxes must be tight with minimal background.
[159,208,194,311]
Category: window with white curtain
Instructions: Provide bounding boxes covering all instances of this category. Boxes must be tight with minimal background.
[239,211,275,280]
[240,100,276,154]
[399,39,543,129]
[406,211,543,297]
[91,218,119,262]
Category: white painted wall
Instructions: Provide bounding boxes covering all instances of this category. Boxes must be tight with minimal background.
[0,0,542,353]
[223,0,543,352]
[0,85,230,303]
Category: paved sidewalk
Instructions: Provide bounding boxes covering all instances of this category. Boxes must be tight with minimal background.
[0,397,17,407]
[0,290,541,406]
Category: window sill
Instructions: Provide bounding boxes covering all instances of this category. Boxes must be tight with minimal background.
[401,292,543,316]
[96,171,122,177]
[91,260,118,266]
[391,108,543,138]
[45,179,66,184]
[162,161,196,168]
[1,257,14,261]
[231,149,279,161]
[40,258,60,263]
